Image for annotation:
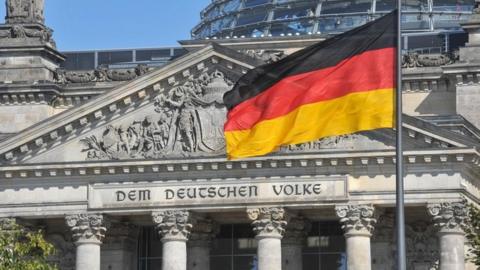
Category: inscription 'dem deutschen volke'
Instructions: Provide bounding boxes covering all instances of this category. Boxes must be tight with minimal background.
[115,183,323,202]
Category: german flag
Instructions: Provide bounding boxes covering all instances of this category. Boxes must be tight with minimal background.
[223,11,396,160]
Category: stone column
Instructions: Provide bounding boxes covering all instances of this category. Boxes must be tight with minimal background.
[282,217,310,270]
[247,207,287,270]
[65,214,108,270]
[428,201,468,270]
[152,210,193,270]
[336,204,376,270]
[187,219,218,270]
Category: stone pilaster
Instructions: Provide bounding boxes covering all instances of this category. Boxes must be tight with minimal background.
[152,210,193,270]
[282,217,310,270]
[102,222,139,270]
[336,204,376,270]
[65,214,108,270]
[428,201,468,270]
[187,219,218,270]
[247,207,287,270]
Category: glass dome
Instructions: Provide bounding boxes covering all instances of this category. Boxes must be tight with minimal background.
[191,0,474,39]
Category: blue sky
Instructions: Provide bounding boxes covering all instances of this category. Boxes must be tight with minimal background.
[0,0,211,51]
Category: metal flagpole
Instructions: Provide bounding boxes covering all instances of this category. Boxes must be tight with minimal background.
[396,1,407,270]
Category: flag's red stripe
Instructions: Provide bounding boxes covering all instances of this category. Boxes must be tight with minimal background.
[224,47,395,132]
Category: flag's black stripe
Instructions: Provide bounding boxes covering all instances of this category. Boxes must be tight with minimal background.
[224,10,397,111]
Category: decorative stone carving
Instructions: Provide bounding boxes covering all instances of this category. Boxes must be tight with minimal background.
[65,214,108,243]
[402,51,458,68]
[336,204,376,235]
[6,0,44,24]
[189,218,219,247]
[427,201,468,232]
[152,210,193,241]
[280,133,393,153]
[405,221,439,270]
[55,64,151,84]
[247,207,287,237]
[242,49,286,63]
[81,70,233,160]
[0,23,54,44]
[282,217,310,245]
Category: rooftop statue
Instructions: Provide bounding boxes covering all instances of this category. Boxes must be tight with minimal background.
[5,0,44,24]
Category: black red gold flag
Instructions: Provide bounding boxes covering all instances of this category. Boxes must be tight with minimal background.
[223,11,397,160]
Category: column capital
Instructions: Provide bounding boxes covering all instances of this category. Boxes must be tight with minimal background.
[152,210,193,242]
[427,201,468,233]
[189,218,219,247]
[335,204,376,236]
[247,207,287,239]
[65,213,108,244]
[283,217,311,246]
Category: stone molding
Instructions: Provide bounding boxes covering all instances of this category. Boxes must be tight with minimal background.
[189,218,219,247]
[65,213,108,244]
[282,216,311,246]
[336,204,376,236]
[247,207,287,238]
[0,149,474,180]
[152,210,193,241]
[427,201,468,232]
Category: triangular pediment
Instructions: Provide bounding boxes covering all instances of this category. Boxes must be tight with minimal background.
[0,44,477,165]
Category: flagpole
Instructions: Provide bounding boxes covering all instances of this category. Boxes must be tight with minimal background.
[395,2,407,270]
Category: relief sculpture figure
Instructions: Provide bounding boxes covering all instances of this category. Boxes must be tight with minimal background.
[81,70,233,160]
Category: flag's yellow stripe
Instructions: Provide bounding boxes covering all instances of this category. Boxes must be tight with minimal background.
[225,88,394,159]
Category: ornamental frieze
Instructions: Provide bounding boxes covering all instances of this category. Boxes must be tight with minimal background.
[80,70,233,160]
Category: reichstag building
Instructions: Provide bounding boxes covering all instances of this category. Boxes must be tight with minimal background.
[0,0,479,269]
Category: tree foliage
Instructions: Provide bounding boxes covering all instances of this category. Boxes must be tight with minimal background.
[465,203,480,266]
[0,219,58,270]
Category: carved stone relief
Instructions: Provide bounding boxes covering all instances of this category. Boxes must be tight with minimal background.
[55,64,150,84]
[335,204,376,235]
[242,49,286,63]
[152,210,193,241]
[402,51,458,68]
[428,201,468,232]
[247,207,288,238]
[6,0,44,24]
[0,24,55,45]
[81,70,233,160]
[65,214,108,243]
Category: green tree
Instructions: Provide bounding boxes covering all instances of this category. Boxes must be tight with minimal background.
[466,203,480,267]
[0,218,58,270]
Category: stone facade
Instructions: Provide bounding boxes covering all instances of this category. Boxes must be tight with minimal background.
[0,1,479,270]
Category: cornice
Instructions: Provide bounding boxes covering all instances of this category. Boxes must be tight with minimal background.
[0,148,477,180]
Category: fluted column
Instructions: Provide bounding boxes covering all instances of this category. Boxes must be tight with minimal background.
[428,201,468,270]
[187,219,218,270]
[152,210,193,270]
[282,217,310,270]
[65,214,108,270]
[336,205,376,270]
[247,207,287,270]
